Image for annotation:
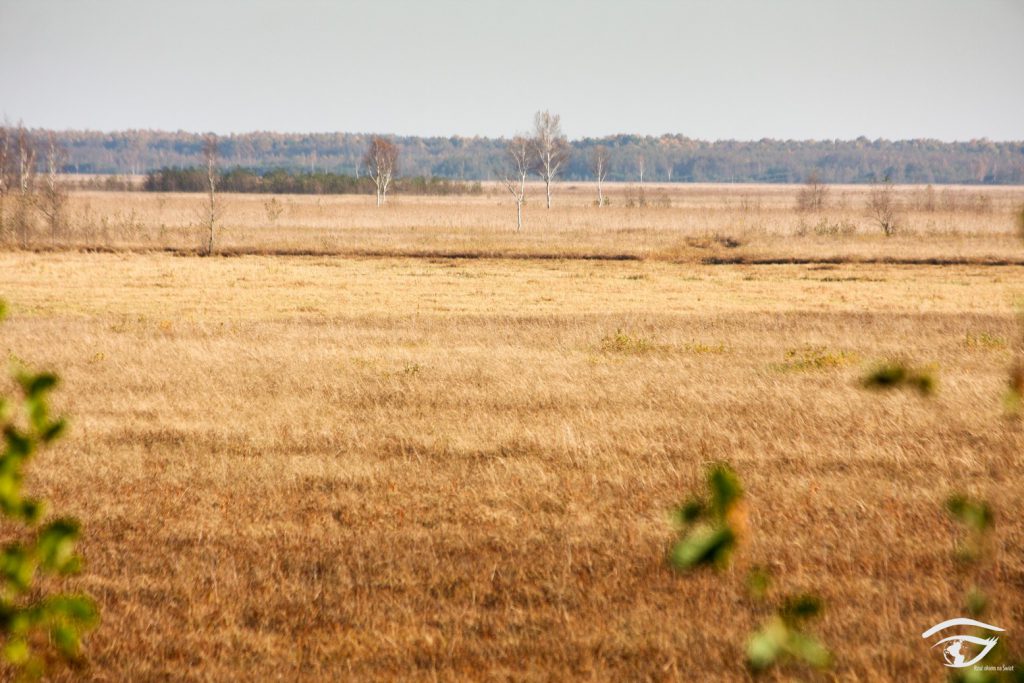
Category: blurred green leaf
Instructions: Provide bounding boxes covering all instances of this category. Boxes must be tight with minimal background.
[45,595,98,625]
[37,519,81,573]
[780,594,823,624]
[746,566,772,600]
[708,464,742,518]
[676,499,704,524]
[746,624,784,672]
[51,624,80,657]
[785,631,832,669]
[670,525,735,571]
[3,638,28,665]
[862,361,936,396]
[27,373,58,397]
[966,587,988,617]
[947,495,993,533]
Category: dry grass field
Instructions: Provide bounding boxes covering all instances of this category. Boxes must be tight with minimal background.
[1,184,1023,680]
[25,182,1024,263]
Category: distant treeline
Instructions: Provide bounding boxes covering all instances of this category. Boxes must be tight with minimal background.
[143,167,482,195]
[37,130,1024,184]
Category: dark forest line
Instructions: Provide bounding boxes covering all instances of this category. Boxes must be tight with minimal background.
[42,129,1024,184]
[142,167,482,195]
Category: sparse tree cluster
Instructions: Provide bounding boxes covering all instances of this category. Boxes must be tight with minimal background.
[0,122,69,247]
[496,110,571,228]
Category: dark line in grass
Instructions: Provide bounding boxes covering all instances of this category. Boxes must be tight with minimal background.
[702,256,1024,266]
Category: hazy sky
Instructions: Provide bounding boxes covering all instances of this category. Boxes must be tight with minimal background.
[1,0,1022,141]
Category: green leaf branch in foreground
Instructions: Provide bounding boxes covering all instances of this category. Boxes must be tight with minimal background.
[0,300,97,679]
[668,463,832,674]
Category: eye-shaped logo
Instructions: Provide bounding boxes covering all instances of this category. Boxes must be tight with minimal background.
[922,618,1005,668]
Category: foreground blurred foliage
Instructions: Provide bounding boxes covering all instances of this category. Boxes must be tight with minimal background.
[0,300,97,679]
[669,463,832,674]
[669,463,744,571]
[944,495,1022,683]
[862,361,937,395]
[746,581,832,672]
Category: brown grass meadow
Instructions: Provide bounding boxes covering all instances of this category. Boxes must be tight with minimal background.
[1,183,1023,680]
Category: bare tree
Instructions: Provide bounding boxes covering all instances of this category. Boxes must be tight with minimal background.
[202,134,219,254]
[502,136,531,231]
[38,133,68,243]
[0,124,10,239]
[16,125,36,196]
[363,137,398,207]
[0,123,38,246]
[867,176,899,236]
[591,145,609,207]
[796,171,828,212]
[530,111,569,209]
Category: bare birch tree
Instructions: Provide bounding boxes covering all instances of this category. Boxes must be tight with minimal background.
[363,137,398,207]
[16,125,36,196]
[0,125,10,240]
[202,135,219,254]
[530,111,569,209]
[38,133,68,243]
[502,136,531,231]
[2,123,38,246]
[591,145,609,207]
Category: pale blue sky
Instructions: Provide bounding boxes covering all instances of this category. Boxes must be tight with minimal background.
[1,0,1022,140]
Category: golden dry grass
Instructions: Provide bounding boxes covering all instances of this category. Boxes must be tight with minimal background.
[1,186,1023,680]
[22,182,1024,263]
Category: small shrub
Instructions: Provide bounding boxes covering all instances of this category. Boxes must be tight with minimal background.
[264,197,284,224]
[779,346,858,371]
[812,219,857,236]
[867,179,900,236]
[682,341,727,355]
[599,329,655,355]
[963,332,1007,351]
[795,172,828,212]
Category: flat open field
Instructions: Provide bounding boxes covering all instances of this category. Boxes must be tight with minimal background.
[21,182,1024,263]
[1,185,1023,680]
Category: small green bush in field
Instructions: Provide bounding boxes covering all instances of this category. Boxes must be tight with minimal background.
[0,300,97,679]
